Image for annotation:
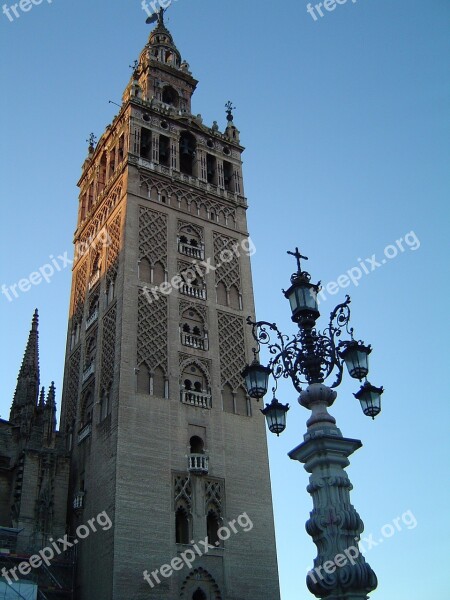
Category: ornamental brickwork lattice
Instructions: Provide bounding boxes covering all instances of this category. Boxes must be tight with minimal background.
[213,233,241,291]
[106,211,122,285]
[138,206,168,266]
[101,305,117,391]
[81,182,123,249]
[217,311,246,391]
[73,260,88,321]
[137,290,168,374]
[62,347,81,430]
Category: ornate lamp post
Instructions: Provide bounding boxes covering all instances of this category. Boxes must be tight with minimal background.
[243,249,383,600]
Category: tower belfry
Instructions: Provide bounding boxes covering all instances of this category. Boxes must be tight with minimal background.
[61,15,280,600]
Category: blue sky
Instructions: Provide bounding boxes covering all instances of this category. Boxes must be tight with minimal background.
[1,0,449,598]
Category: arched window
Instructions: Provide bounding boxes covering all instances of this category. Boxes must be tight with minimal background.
[98,152,107,193]
[192,590,207,600]
[223,160,234,191]
[90,250,101,276]
[162,85,179,107]
[153,365,166,398]
[106,276,116,305]
[80,391,93,428]
[139,257,151,283]
[229,285,241,310]
[235,387,248,416]
[181,364,211,408]
[159,134,170,167]
[207,510,221,547]
[137,363,150,394]
[178,225,203,258]
[206,154,217,184]
[222,384,234,414]
[181,308,207,349]
[153,261,165,286]
[175,507,190,544]
[85,335,96,368]
[88,293,99,319]
[140,128,152,160]
[216,282,227,306]
[100,389,111,421]
[190,436,204,454]
[179,132,196,176]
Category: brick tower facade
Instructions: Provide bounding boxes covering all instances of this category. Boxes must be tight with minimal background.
[60,12,280,600]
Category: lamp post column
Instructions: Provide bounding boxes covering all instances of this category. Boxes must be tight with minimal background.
[289,383,378,600]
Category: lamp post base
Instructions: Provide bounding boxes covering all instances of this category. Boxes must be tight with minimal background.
[289,385,377,600]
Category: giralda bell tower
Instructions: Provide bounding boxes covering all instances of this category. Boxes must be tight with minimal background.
[60,10,280,600]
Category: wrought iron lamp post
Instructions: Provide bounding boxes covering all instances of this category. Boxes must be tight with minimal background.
[243,249,383,600]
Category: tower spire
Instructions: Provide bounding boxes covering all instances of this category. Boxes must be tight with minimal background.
[10,309,40,424]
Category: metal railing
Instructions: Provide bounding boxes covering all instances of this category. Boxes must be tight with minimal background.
[187,454,209,474]
[181,333,207,350]
[180,389,212,409]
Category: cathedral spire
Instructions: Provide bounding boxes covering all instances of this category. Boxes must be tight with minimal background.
[10,309,40,424]
[39,386,46,408]
[43,381,57,444]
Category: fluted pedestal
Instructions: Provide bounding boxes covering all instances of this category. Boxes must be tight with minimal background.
[289,384,377,600]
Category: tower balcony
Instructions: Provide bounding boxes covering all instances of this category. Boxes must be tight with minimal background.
[187,453,209,474]
[88,270,100,291]
[73,491,85,510]
[180,284,206,300]
[82,363,95,383]
[77,422,92,444]
[178,241,204,260]
[181,332,208,350]
[85,309,98,330]
[180,389,212,409]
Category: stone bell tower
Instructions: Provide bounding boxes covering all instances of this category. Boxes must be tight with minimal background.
[60,10,280,599]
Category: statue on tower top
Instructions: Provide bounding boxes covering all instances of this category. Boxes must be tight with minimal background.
[145,5,167,26]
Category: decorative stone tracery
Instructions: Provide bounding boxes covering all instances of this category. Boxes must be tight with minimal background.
[139,172,236,227]
[180,568,222,600]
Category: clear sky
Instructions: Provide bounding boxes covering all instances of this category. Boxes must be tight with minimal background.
[1,0,449,598]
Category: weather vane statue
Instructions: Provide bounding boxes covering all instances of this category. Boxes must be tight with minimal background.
[145,6,167,26]
[225,100,236,122]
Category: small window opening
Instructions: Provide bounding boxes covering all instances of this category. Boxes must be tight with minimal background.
[140,128,152,160]
[180,132,196,175]
[207,510,220,547]
[175,507,190,544]
[190,436,204,454]
[159,134,170,167]
[223,160,234,191]
[206,154,217,184]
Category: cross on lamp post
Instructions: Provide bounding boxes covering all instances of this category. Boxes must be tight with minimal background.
[242,249,383,600]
